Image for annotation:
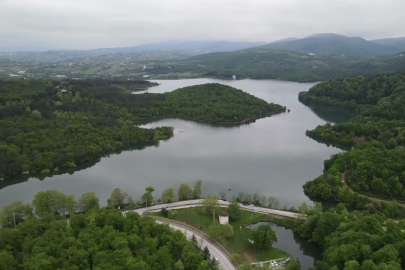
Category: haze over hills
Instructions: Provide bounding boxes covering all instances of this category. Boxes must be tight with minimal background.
[1,33,404,59]
[254,33,402,56]
[0,40,267,54]
[269,37,300,44]
[370,37,405,52]
[170,49,405,82]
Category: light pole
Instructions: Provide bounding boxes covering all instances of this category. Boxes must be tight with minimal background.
[12,212,16,228]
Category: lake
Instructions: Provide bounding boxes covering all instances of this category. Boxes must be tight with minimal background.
[0,78,356,269]
[0,78,354,209]
[246,221,322,270]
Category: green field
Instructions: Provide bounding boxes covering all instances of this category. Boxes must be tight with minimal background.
[153,207,290,263]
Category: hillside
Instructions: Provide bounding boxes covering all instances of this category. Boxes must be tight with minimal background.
[257,34,400,56]
[299,72,405,203]
[173,49,405,82]
[371,37,405,52]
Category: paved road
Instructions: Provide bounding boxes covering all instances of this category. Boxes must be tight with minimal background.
[129,199,301,219]
[156,220,237,270]
[123,199,301,270]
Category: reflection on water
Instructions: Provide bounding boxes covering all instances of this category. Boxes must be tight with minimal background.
[0,79,354,212]
[246,221,322,270]
[303,104,357,124]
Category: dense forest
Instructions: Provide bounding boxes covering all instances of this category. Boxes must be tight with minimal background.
[288,203,405,270]
[0,79,283,180]
[0,191,217,270]
[171,50,405,82]
[299,72,405,203]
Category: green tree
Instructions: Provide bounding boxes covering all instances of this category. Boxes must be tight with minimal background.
[169,210,178,219]
[251,225,277,251]
[192,180,203,199]
[31,109,42,118]
[344,260,360,270]
[298,201,309,215]
[227,201,241,221]
[202,196,219,216]
[388,138,397,149]
[32,190,63,217]
[175,260,185,270]
[108,188,127,207]
[141,186,154,206]
[77,192,99,213]
[208,222,234,243]
[161,188,175,203]
[66,195,77,215]
[23,252,56,270]
[0,201,32,228]
[0,250,17,270]
[178,184,192,201]
[286,260,300,270]
[161,207,169,218]
[312,212,340,246]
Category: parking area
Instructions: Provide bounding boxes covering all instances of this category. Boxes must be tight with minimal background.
[251,258,290,269]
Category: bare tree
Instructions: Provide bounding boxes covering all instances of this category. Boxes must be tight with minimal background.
[267,196,279,209]
[219,191,227,200]
[260,195,267,207]
[252,193,260,204]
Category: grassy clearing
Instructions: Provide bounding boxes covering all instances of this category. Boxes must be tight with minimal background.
[153,206,291,263]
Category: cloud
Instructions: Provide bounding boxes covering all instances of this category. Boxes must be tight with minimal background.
[0,0,404,49]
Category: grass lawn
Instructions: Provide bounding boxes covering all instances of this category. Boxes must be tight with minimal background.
[152,206,291,263]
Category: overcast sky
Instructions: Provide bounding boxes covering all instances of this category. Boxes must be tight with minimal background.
[1,0,404,50]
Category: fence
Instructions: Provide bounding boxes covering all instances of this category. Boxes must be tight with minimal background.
[150,215,240,268]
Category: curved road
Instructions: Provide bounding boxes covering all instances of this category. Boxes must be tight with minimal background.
[123,199,301,270]
[130,199,302,219]
[156,220,236,270]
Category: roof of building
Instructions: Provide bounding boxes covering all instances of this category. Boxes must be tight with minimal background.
[219,212,229,217]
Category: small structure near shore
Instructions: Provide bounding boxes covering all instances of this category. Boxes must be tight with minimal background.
[219,212,229,224]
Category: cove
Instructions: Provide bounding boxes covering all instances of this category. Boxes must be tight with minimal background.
[0,78,353,210]
[246,221,322,270]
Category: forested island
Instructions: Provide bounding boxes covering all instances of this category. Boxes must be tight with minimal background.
[298,72,405,208]
[0,79,284,180]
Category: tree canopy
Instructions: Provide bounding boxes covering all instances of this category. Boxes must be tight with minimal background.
[299,72,405,204]
[0,190,217,270]
[293,204,405,270]
[251,225,277,251]
[0,79,283,180]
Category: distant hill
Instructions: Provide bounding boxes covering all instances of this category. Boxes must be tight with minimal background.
[255,33,401,56]
[269,37,300,44]
[370,37,405,52]
[171,48,405,82]
[0,41,267,55]
[199,41,266,52]
[88,41,267,54]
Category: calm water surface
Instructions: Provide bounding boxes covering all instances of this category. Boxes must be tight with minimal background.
[246,221,322,270]
[0,79,352,209]
[0,78,355,269]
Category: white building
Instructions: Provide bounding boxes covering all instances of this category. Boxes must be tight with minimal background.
[219,213,229,225]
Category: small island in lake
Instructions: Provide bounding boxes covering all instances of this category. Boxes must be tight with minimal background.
[0,79,284,180]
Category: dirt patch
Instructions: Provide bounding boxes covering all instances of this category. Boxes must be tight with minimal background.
[352,136,366,144]
[240,250,256,262]
[341,171,346,183]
